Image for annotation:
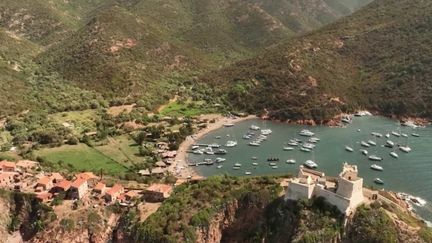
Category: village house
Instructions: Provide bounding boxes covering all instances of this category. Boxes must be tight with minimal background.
[69,178,88,200]
[52,180,71,194]
[93,182,106,194]
[36,176,53,192]
[143,184,173,202]
[76,172,99,187]
[0,161,16,172]
[50,173,64,184]
[36,192,53,203]
[124,190,139,202]
[139,167,166,176]
[105,184,124,203]
[285,163,365,215]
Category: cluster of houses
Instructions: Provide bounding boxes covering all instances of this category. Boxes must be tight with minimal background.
[0,160,174,206]
[139,142,177,176]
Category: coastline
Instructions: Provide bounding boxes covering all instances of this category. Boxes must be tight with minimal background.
[170,114,257,179]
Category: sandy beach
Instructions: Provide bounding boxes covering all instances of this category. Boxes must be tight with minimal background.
[170,114,257,179]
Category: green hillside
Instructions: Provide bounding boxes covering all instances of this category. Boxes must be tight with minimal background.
[199,0,432,121]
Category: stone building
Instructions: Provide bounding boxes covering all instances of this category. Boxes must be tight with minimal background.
[285,163,364,215]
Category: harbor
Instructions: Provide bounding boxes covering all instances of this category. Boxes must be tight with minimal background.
[186,115,432,222]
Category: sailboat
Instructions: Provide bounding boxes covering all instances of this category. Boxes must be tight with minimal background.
[399,136,412,153]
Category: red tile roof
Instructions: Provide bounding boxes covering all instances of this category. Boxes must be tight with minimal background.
[50,173,64,181]
[37,176,51,186]
[55,180,71,190]
[36,192,52,201]
[0,161,16,169]
[94,182,106,191]
[71,178,87,188]
[106,184,123,196]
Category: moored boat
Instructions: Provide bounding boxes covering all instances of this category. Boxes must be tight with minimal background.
[392,131,401,137]
[304,160,318,169]
[361,141,370,147]
[234,163,242,167]
[367,140,377,146]
[225,140,238,147]
[369,155,383,161]
[390,151,399,158]
[374,178,384,184]
[286,159,296,164]
[300,147,312,152]
[283,146,294,151]
[245,171,252,175]
[299,129,314,137]
[399,146,412,153]
[360,149,368,155]
[345,146,354,152]
[371,164,383,171]
[250,125,260,131]
[411,133,420,137]
[252,162,259,166]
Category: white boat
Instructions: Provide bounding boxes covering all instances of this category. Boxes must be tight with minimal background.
[215,136,221,139]
[341,116,352,124]
[245,171,252,175]
[390,152,399,158]
[401,133,408,138]
[249,141,260,146]
[360,141,370,147]
[214,149,227,155]
[371,164,383,171]
[402,121,419,129]
[269,162,277,166]
[399,146,412,153]
[261,129,272,135]
[215,158,226,163]
[252,162,259,166]
[367,140,377,146]
[411,133,420,137]
[385,133,390,138]
[234,163,242,167]
[299,129,314,137]
[369,155,383,161]
[374,178,384,184]
[286,159,296,164]
[217,165,223,169]
[225,140,238,147]
[392,131,401,137]
[233,166,241,170]
[300,147,312,152]
[251,157,258,160]
[304,160,318,169]
[302,143,316,149]
[242,134,252,139]
[310,137,320,141]
[272,165,278,169]
[193,150,204,155]
[205,151,214,155]
[209,143,221,148]
[283,146,294,151]
[287,141,299,146]
[250,125,260,130]
[224,123,235,127]
[345,146,354,152]
[191,145,200,150]
[360,149,368,155]
[371,132,383,138]
[386,140,395,147]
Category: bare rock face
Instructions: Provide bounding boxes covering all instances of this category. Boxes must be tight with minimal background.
[195,200,239,243]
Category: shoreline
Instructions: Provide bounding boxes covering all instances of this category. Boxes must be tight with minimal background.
[170,114,257,179]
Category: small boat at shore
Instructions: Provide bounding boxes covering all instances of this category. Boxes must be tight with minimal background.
[374,178,384,184]
[272,165,278,169]
[345,146,354,152]
[369,155,383,161]
[245,171,252,175]
[371,164,383,171]
[224,123,235,127]
[217,165,223,169]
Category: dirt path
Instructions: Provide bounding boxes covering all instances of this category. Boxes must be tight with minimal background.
[156,95,178,113]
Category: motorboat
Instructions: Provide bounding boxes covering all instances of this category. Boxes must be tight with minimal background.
[234,163,242,167]
[401,133,408,138]
[215,136,222,139]
[204,147,214,155]
[304,160,318,169]
[360,141,370,147]
[286,159,296,164]
[386,140,395,147]
[389,152,398,158]
[191,145,200,150]
[360,149,368,155]
[411,133,420,137]
[287,141,299,146]
[209,143,221,148]
[269,162,277,166]
[272,165,278,169]
[261,129,272,135]
[392,131,401,137]
[309,137,320,143]
[399,146,412,153]
[370,164,383,171]
[233,166,241,170]
[249,141,261,146]
[215,158,226,163]
[371,132,383,138]
[302,143,316,149]
[214,149,227,155]
[217,165,223,169]
[345,146,354,152]
[367,140,377,146]
[341,116,352,124]
[283,146,294,151]
[193,150,204,155]
[252,162,259,166]
[245,171,252,175]
[300,147,312,152]
[250,125,260,130]
[299,129,314,137]
[369,155,383,161]
[251,157,258,160]
[243,134,252,139]
[225,140,238,147]
[374,178,384,184]
[385,133,390,138]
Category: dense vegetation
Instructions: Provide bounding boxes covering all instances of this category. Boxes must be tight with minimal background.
[200,0,432,121]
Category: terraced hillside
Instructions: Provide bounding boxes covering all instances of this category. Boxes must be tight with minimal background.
[200,0,432,121]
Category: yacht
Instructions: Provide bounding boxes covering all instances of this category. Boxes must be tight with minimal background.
[411,133,420,137]
[225,140,238,147]
[390,152,399,158]
[369,155,383,161]
[360,141,370,147]
[360,149,368,155]
[287,141,299,146]
[300,147,312,152]
[345,146,354,152]
[261,129,272,135]
[399,146,412,153]
[215,158,226,163]
[367,140,377,146]
[245,171,252,175]
[299,129,314,137]
[392,131,401,137]
[286,159,296,164]
[214,149,227,155]
[374,178,384,184]
[386,140,395,147]
[283,146,294,151]
[249,141,261,146]
[304,160,318,169]
[234,163,242,167]
[250,125,260,131]
[371,164,384,171]
[302,143,316,149]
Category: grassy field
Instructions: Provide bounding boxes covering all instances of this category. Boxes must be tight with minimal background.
[49,109,98,135]
[35,143,127,175]
[94,135,142,167]
[159,101,213,117]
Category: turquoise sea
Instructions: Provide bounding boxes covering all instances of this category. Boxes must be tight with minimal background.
[188,116,432,221]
